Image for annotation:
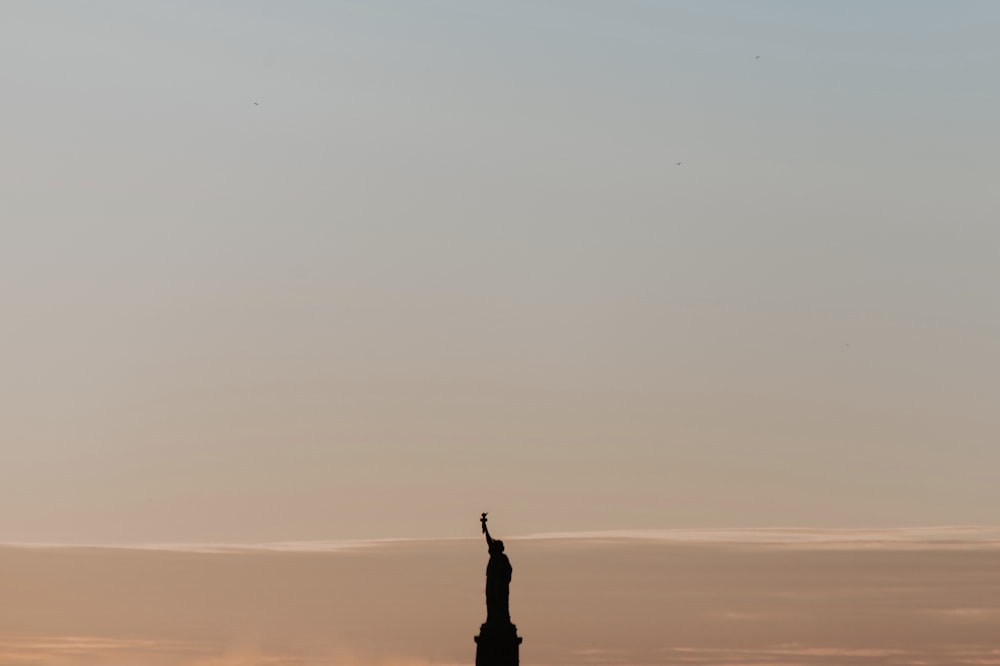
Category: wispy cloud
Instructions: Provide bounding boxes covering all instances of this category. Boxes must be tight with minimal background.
[0,536,471,554]
[920,607,1000,620]
[649,644,1000,666]
[0,636,471,666]
[0,635,212,666]
[6,526,1000,553]
[515,525,1000,549]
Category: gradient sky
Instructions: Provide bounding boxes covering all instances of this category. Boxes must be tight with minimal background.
[3,530,1000,666]
[2,1,999,544]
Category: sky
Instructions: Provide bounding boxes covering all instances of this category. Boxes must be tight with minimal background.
[2,1,999,545]
[3,530,1000,666]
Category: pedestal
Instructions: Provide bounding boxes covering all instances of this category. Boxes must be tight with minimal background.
[474,620,522,666]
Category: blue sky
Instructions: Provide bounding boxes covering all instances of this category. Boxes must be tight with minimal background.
[2,1,998,543]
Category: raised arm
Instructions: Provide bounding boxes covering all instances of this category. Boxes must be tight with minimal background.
[481,513,494,548]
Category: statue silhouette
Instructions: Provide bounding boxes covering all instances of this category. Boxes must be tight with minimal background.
[482,513,512,623]
[475,514,522,666]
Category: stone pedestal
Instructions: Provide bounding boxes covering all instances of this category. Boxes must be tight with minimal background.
[474,620,522,666]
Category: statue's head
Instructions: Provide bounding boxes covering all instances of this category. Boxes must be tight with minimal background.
[490,539,505,554]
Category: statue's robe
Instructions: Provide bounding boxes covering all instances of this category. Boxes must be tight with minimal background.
[486,552,512,623]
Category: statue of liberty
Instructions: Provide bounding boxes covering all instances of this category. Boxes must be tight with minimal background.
[480,513,512,624]
[474,513,522,666]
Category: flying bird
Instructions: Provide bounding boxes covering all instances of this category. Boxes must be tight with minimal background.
[755,55,760,60]
[253,102,259,106]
